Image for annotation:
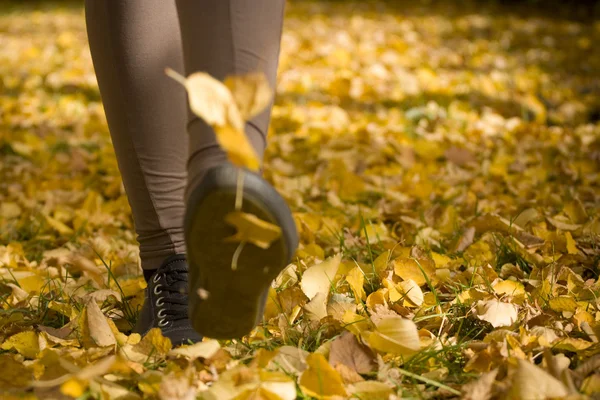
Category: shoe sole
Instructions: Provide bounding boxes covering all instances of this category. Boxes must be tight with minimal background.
[185,164,298,339]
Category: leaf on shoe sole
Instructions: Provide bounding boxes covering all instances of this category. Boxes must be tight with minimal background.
[224,211,282,250]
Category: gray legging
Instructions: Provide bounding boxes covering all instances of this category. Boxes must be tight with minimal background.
[85,1,285,270]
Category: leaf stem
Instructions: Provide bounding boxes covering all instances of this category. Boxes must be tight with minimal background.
[164,67,187,86]
[235,168,245,211]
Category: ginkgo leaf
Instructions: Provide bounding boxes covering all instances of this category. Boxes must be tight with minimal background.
[329,331,376,374]
[165,69,260,170]
[299,353,347,398]
[224,211,282,249]
[168,339,220,359]
[85,300,116,347]
[346,266,366,301]
[225,73,273,121]
[367,316,421,355]
[300,254,342,300]
[393,257,437,286]
[475,300,518,328]
[507,359,568,400]
[347,381,394,400]
[1,330,39,359]
[397,279,424,307]
[303,292,328,321]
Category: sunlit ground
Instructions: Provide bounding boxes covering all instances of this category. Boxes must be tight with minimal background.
[1,1,599,398]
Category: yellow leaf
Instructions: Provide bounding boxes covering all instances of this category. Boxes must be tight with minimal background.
[366,289,387,310]
[215,125,261,170]
[0,202,21,219]
[346,266,366,302]
[1,331,39,359]
[347,381,394,400]
[224,211,282,249]
[342,311,371,337]
[304,292,328,321]
[166,69,260,170]
[553,337,593,352]
[367,316,421,355]
[300,254,342,300]
[548,296,578,313]
[431,252,451,268]
[581,374,600,396]
[299,353,347,399]
[565,232,578,254]
[224,73,273,121]
[393,257,437,286]
[475,300,518,328]
[168,339,220,359]
[397,279,424,307]
[61,378,87,398]
[45,214,73,235]
[86,300,116,347]
[492,280,525,299]
[508,359,568,399]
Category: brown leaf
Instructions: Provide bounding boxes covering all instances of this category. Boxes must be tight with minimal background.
[462,369,498,400]
[329,331,377,375]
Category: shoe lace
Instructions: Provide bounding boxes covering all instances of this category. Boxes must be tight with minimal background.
[152,259,189,326]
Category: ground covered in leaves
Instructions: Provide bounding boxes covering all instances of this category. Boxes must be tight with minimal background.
[1,1,600,399]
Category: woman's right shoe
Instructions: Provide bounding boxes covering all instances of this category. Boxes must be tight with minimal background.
[185,164,298,339]
[133,254,202,346]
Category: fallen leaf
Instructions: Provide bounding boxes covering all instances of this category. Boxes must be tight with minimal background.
[461,369,498,400]
[507,359,568,400]
[329,331,376,374]
[168,339,220,359]
[393,257,437,286]
[367,316,421,355]
[85,300,116,347]
[396,279,424,307]
[300,254,342,300]
[346,266,366,301]
[475,300,518,328]
[304,292,328,321]
[299,353,347,398]
[1,330,39,359]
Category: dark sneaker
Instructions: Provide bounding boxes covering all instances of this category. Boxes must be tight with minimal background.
[185,164,298,339]
[133,254,202,346]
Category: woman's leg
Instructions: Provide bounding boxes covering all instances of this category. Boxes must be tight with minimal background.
[175,0,297,339]
[175,0,286,193]
[85,1,187,272]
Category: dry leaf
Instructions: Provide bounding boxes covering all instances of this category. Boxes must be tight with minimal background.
[329,331,376,374]
[224,211,282,249]
[367,316,421,355]
[168,340,220,359]
[507,359,568,399]
[475,299,518,328]
[299,353,347,398]
[346,266,366,301]
[224,73,273,120]
[397,279,424,306]
[166,69,260,170]
[1,330,39,359]
[304,292,328,321]
[393,257,437,286]
[300,254,342,300]
[86,300,116,347]
[462,369,498,400]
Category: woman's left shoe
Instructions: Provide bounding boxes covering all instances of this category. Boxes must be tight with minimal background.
[133,254,202,346]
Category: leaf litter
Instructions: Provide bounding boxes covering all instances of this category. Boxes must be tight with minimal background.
[1,1,600,399]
